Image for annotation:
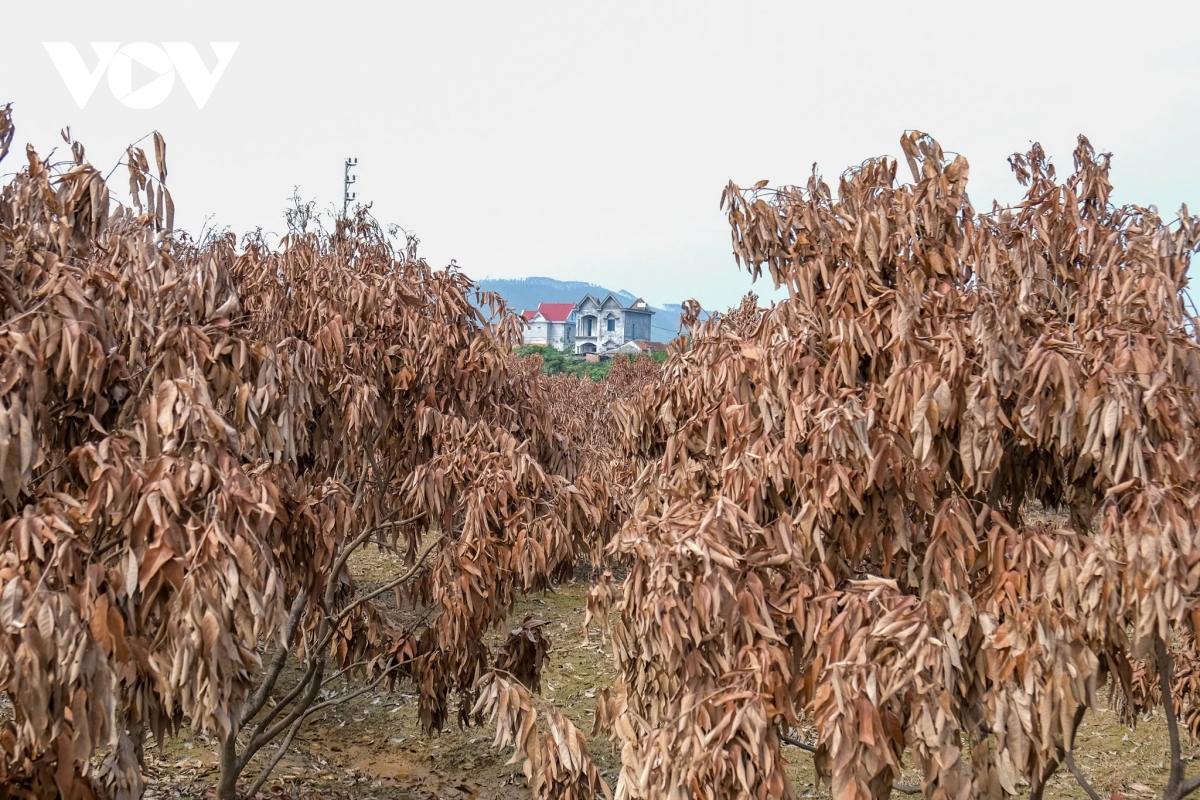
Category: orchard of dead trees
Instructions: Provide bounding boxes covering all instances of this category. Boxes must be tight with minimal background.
[4,101,1200,800]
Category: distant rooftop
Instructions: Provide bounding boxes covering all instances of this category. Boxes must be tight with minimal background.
[574,293,654,314]
[525,302,575,323]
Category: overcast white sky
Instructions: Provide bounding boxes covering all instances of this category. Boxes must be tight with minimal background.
[3,0,1198,309]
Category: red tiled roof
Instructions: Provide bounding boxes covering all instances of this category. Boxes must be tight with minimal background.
[535,302,575,323]
[632,340,666,352]
[520,309,536,321]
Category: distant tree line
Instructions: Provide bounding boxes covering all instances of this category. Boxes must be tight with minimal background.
[514,344,667,381]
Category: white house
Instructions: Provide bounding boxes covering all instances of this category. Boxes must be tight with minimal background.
[573,294,653,354]
[613,339,666,356]
[520,303,576,351]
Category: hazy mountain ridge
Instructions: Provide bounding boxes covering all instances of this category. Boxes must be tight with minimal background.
[475,276,684,342]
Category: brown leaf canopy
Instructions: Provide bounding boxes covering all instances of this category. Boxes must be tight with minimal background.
[611,132,1200,800]
[0,109,608,797]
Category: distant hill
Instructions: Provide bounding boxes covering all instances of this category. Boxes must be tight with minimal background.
[475,276,685,342]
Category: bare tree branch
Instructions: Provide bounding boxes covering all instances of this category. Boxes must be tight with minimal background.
[1064,749,1102,800]
[780,731,816,753]
[1178,773,1200,800]
[239,589,308,728]
[331,534,442,625]
[249,655,319,738]
[1160,636,1186,798]
[245,708,307,798]
[1059,704,1100,800]
[296,659,405,721]
[779,729,918,796]
[241,654,326,773]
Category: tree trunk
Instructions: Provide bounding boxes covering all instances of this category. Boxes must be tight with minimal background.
[216,733,241,800]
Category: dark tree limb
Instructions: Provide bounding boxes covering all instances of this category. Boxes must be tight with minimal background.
[780,732,816,753]
[1029,753,1061,800]
[779,729,919,796]
[1160,637,1186,798]
[216,512,431,799]
[1180,774,1200,800]
[242,650,326,768]
[246,658,408,796]
[329,533,442,627]
[250,655,320,738]
[298,659,405,720]
[239,589,308,728]
[244,707,307,798]
[1033,704,1088,800]
[1064,749,1103,800]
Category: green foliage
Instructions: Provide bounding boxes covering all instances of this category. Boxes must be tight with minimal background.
[515,345,659,381]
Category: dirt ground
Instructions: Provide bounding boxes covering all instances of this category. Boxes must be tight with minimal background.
[132,545,1184,799]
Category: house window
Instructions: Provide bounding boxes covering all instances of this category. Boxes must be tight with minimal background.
[585,318,593,336]
[607,318,615,332]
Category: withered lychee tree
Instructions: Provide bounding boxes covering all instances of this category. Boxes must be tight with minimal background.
[0,106,610,800]
[209,198,618,796]
[0,112,291,800]
[460,349,665,799]
[610,132,1200,800]
[540,352,665,553]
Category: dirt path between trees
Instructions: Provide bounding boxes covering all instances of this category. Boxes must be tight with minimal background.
[136,549,1181,800]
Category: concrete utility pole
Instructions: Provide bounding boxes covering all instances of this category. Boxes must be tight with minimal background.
[343,157,357,215]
